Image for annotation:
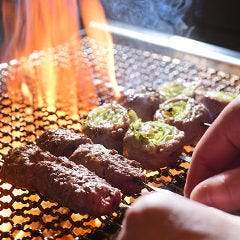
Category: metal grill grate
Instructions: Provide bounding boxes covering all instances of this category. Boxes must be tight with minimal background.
[0,37,239,239]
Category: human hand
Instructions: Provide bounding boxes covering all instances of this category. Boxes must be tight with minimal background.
[185,96,240,212]
[117,190,240,240]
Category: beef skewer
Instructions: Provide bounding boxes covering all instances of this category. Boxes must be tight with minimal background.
[36,128,92,157]
[35,127,183,201]
[1,144,121,217]
[36,128,146,195]
[69,143,146,195]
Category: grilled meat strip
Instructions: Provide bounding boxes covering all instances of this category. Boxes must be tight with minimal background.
[36,128,92,157]
[69,143,146,195]
[37,128,146,195]
[1,144,121,216]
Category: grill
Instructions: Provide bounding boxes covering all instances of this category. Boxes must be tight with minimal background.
[0,31,239,239]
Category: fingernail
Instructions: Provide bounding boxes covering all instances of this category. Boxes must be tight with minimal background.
[190,184,213,206]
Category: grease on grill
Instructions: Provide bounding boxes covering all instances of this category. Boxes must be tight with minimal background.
[0,40,240,239]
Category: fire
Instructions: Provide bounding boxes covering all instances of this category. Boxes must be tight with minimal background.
[80,0,120,99]
[1,0,119,116]
[1,1,80,59]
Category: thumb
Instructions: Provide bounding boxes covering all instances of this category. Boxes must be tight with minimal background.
[190,166,240,213]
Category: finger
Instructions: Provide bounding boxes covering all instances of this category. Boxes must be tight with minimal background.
[117,190,175,240]
[117,190,240,240]
[190,166,240,213]
[185,96,240,197]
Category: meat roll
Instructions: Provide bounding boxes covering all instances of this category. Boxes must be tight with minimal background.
[118,88,165,121]
[1,145,121,216]
[123,119,185,169]
[82,103,130,153]
[195,89,237,120]
[154,97,211,145]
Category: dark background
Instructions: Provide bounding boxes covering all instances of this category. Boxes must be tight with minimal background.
[0,0,240,55]
[101,0,240,52]
[185,0,240,51]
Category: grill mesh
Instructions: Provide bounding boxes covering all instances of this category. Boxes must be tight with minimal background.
[0,37,239,239]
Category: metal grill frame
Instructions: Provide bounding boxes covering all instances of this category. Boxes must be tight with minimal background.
[0,31,240,239]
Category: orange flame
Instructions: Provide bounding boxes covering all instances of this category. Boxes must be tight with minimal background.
[80,0,120,99]
[1,0,121,116]
[1,1,80,59]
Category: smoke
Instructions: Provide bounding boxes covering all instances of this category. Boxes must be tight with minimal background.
[100,0,193,35]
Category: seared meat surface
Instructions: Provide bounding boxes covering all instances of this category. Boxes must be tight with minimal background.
[37,128,146,194]
[119,88,164,121]
[36,128,92,157]
[195,89,237,120]
[1,144,52,189]
[1,144,121,216]
[70,143,146,195]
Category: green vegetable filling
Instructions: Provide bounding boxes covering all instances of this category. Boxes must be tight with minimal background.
[207,91,237,102]
[159,81,195,99]
[162,100,189,120]
[130,120,177,146]
[85,104,126,128]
